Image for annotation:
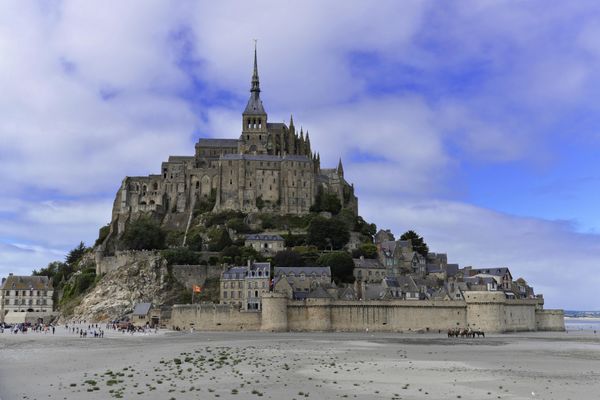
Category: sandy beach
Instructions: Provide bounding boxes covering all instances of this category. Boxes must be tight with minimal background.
[1,328,599,400]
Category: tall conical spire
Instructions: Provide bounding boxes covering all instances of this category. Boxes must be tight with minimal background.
[337,158,344,177]
[251,41,260,93]
[244,42,266,115]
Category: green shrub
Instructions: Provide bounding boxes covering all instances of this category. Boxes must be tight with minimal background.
[161,248,201,265]
[120,217,166,250]
[317,252,354,283]
[307,216,350,250]
[95,225,110,247]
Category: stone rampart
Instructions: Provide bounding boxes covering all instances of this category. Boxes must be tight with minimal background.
[535,309,565,331]
[171,291,564,333]
[171,304,261,331]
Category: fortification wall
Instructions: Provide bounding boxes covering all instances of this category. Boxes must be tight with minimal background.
[171,304,261,331]
[171,292,561,334]
[171,265,223,290]
[535,309,566,331]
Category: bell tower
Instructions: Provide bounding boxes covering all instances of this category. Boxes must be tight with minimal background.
[241,43,268,154]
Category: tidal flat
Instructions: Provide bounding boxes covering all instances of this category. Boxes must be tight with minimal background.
[1,328,599,400]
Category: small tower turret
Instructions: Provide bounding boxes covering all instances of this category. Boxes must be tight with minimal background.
[337,158,344,177]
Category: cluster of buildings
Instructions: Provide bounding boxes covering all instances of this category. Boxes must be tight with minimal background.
[0,273,55,324]
[220,229,537,311]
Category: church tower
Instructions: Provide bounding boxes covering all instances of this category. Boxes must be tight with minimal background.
[241,44,268,154]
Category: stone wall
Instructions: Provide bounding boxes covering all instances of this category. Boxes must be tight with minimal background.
[535,309,566,331]
[95,250,160,275]
[170,304,261,331]
[171,265,223,290]
[172,291,565,333]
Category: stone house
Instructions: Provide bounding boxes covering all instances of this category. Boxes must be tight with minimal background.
[273,266,331,293]
[353,257,386,283]
[466,267,513,291]
[0,274,54,323]
[378,239,427,277]
[220,262,271,311]
[382,276,420,300]
[131,303,160,327]
[374,229,394,245]
[245,234,284,255]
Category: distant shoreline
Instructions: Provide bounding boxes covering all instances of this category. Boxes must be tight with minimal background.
[565,316,600,321]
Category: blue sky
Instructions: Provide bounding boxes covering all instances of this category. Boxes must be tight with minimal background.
[1,1,599,309]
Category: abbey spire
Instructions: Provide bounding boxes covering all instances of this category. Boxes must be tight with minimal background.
[243,42,266,116]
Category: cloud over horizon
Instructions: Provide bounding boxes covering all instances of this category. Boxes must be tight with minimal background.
[1,1,599,309]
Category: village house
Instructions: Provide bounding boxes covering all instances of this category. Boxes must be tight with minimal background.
[0,274,54,323]
[353,256,386,283]
[220,262,271,311]
[273,266,331,294]
[245,234,284,255]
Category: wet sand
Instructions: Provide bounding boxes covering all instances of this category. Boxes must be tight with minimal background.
[1,328,599,400]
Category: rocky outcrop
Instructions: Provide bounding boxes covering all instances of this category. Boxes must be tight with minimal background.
[68,251,179,322]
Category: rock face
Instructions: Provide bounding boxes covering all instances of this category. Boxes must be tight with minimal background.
[69,252,177,322]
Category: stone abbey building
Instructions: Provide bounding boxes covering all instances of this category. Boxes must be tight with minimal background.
[109,47,357,237]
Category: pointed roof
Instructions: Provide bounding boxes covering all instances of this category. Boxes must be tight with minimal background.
[337,158,344,176]
[244,43,266,115]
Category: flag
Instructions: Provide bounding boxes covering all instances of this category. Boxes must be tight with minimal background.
[193,285,202,293]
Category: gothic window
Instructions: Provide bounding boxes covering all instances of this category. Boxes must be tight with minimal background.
[259,135,262,141]
[230,179,233,185]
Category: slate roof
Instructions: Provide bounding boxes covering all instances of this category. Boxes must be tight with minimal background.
[0,275,52,291]
[471,267,511,277]
[222,267,248,279]
[274,266,331,277]
[446,264,459,277]
[244,92,266,115]
[352,258,383,269]
[384,275,419,292]
[246,234,284,241]
[196,138,239,148]
[307,287,331,299]
[132,303,152,316]
[426,264,444,273]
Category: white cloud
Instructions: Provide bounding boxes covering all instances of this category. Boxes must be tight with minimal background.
[1,1,600,310]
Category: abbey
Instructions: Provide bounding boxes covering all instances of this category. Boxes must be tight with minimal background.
[110,48,357,236]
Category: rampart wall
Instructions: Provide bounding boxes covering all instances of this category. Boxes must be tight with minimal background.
[172,292,565,333]
[535,309,566,331]
[171,304,261,331]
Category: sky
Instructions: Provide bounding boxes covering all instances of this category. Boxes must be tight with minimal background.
[1,0,599,310]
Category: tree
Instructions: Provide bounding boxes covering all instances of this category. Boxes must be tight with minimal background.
[352,243,378,259]
[161,247,201,265]
[310,186,342,215]
[307,216,350,250]
[186,227,203,251]
[207,227,232,252]
[400,230,429,257]
[273,250,305,267]
[120,217,166,250]
[95,224,110,247]
[355,216,376,238]
[65,242,87,266]
[317,252,354,283]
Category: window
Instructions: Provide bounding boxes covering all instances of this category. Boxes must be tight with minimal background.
[223,291,228,299]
